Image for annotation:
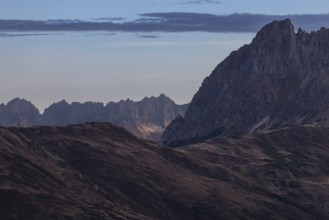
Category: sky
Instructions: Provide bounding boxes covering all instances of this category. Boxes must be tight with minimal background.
[1,0,329,111]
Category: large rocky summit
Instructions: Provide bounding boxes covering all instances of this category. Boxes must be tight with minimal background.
[162,19,329,146]
[0,98,40,126]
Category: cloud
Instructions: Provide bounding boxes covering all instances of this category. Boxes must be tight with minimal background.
[92,17,126,22]
[0,13,328,36]
[179,0,221,4]
[83,32,116,37]
[138,34,159,38]
[0,32,51,37]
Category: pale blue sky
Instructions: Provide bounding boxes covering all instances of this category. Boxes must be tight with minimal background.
[0,0,328,19]
[0,0,329,110]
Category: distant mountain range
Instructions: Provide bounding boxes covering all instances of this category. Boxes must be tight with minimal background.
[162,19,329,146]
[0,94,188,140]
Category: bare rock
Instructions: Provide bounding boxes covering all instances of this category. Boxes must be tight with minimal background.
[162,19,329,146]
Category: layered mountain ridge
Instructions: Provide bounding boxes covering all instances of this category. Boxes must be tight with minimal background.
[162,19,329,146]
[2,19,329,219]
[0,94,188,140]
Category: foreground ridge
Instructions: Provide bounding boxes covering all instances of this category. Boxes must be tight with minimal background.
[1,122,329,219]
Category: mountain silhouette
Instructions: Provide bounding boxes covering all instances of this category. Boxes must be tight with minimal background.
[162,19,329,146]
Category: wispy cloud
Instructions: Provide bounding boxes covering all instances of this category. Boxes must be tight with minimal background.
[91,17,126,22]
[0,13,328,37]
[0,32,51,37]
[179,0,221,4]
[138,34,159,39]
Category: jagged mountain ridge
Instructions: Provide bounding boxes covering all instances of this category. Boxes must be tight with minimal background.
[0,94,188,140]
[1,122,329,219]
[162,19,329,146]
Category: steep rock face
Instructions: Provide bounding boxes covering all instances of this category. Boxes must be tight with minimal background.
[42,100,104,125]
[162,19,329,146]
[103,94,188,140]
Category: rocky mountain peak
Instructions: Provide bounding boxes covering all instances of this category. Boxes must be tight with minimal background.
[55,99,69,106]
[162,19,329,146]
[0,98,40,126]
[7,98,39,113]
[158,93,170,100]
[257,19,296,53]
[141,94,173,103]
[254,19,295,41]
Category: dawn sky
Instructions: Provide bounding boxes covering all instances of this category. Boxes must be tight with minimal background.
[1,0,329,110]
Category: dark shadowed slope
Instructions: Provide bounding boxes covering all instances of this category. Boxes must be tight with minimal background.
[162,19,329,146]
[181,124,329,220]
[1,122,329,219]
[0,123,144,220]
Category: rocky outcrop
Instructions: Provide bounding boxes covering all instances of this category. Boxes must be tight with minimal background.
[162,19,329,146]
[102,94,188,140]
[0,98,40,126]
[42,100,105,125]
[0,94,188,140]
